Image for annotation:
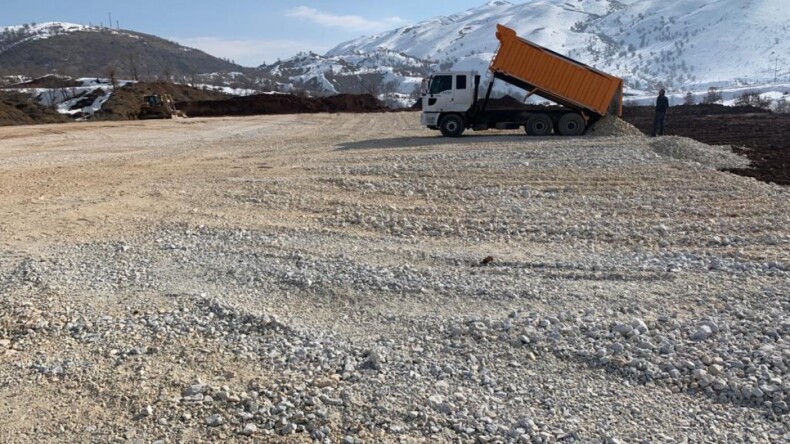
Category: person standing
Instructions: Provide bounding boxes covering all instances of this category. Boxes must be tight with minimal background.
[652,89,669,137]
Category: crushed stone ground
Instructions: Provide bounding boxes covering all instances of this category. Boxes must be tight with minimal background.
[0,113,788,443]
[650,135,751,170]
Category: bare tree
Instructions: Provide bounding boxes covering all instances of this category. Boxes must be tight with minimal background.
[734,90,772,109]
[107,65,118,89]
[683,91,695,105]
[189,72,201,88]
[702,87,722,104]
[127,52,139,81]
[409,83,421,102]
[358,74,381,97]
[162,64,173,82]
[58,85,76,102]
[380,80,401,108]
[68,86,81,102]
[774,96,789,114]
[42,88,60,110]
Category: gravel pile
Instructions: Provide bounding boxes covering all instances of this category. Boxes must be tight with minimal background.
[0,113,788,443]
[650,136,751,170]
[587,115,644,137]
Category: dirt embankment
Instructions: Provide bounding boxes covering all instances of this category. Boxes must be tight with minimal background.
[622,104,790,185]
[176,93,387,117]
[0,80,388,127]
[1,76,85,125]
[5,75,82,89]
[0,91,71,126]
[97,83,387,120]
[95,82,230,121]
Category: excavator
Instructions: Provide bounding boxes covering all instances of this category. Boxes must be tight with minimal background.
[139,94,184,119]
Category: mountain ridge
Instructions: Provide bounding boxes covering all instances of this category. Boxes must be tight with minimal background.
[320,0,789,92]
[3,1,789,98]
[0,22,243,78]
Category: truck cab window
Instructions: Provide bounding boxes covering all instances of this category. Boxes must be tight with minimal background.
[456,75,467,90]
[430,75,453,94]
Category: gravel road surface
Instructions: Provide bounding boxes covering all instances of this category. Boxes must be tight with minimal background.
[1,113,788,443]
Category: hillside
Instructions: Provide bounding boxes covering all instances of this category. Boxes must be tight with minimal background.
[94,82,230,121]
[0,90,71,126]
[0,22,243,79]
[259,49,431,102]
[3,3,788,102]
[307,0,789,94]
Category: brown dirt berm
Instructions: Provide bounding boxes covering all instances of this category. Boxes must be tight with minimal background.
[622,104,790,185]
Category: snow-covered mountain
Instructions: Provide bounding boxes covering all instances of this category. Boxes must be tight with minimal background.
[4,3,788,105]
[259,49,431,103]
[0,22,132,50]
[276,0,789,96]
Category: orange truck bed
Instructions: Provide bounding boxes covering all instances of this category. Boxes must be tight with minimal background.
[490,25,623,117]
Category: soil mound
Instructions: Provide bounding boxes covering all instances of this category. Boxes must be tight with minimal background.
[0,91,71,126]
[177,93,387,118]
[95,82,230,120]
[322,94,387,113]
[0,101,34,126]
[7,75,81,89]
[622,104,790,185]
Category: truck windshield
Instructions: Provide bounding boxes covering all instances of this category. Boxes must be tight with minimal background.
[429,75,453,95]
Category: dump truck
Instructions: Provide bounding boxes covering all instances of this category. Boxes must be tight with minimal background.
[421,24,624,137]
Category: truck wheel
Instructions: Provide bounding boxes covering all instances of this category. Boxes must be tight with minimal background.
[557,113,586,136]
[439,115,465,137]
[526,114,552,136]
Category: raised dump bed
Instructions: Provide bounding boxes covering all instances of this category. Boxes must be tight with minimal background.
[490,24,623,118]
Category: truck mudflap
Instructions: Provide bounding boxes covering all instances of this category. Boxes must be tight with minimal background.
[421,112,439,127]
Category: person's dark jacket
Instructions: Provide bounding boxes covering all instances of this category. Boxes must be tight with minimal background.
[656,95,669,112]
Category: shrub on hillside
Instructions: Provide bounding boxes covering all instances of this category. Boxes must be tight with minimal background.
[734,91,772,109]
[774,97,789,114]
[702,87,722,104]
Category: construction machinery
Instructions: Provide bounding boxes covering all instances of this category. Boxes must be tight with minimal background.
[421,24,624,137]
[139,94,182,119]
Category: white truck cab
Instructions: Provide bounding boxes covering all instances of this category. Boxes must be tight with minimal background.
[420,72,477,129]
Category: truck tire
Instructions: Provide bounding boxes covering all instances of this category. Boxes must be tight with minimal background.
[439,114,465,137]
[526,114,552,136]
[557,113,586,136]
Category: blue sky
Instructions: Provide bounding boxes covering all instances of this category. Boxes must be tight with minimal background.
[2,0,525,66]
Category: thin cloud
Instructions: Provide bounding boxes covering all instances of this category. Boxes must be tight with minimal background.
[173,37,331,67]
[285,6,406,32]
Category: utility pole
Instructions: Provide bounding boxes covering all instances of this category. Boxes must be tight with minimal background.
[108,13,112,30]
[771,51,779,84]
[775,55,779,84]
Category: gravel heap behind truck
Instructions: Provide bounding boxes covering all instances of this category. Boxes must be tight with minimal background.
[422,24,624,137]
